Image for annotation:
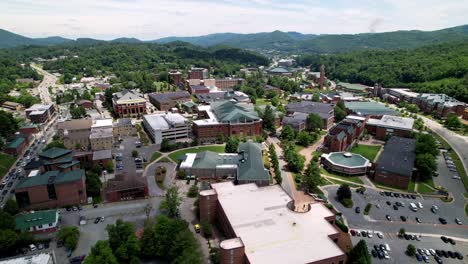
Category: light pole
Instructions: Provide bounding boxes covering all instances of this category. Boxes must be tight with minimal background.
[145,203,152,220]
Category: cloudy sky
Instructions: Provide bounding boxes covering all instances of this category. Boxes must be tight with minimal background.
[1,0,467,40]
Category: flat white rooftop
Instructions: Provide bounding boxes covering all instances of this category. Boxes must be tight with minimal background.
[193,104,219,125]
[0,253,53,264]
[367,115,414,131]
[211,182,345,264]
[92,118,113,128]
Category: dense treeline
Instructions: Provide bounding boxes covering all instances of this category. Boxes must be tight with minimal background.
[0,58,41,94]
[297,42,468,102]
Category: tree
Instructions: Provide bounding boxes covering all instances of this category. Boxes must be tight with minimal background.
[0,211,15,230]
[415,153,437,180]
[406,244,416,256]
[84,240,118,264]
[334,105,346,122]
[187,185,199,198]
[283,143,305,173]
[43,140,65,150]
[312,93,320,102]
[3,200,19,215]
[347,240,371,264]
[105,161,114,173]
[86,171,102,198]
[398,228,406,237]
[225,137,239,153]
[445,113,461,129]
[0,229,18,256]
[262,105,276,131]
[306,113,323,132]
[70,105,87,119]
[303,160,321,192]
[160,186,182,218]
[201,222,213,238]
[0,111,19,139]
[415,134,438,156]
[106,219,140,263]
[336,184,351,202]
[280,125,295,141]
[336,100,346,111]
[140,220,157,259]
[296,131,314,147]
[160,138,171,152]
[57,226,80,250]
[132,150,139,158]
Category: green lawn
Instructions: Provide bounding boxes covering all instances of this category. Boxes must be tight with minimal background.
[320,168,364,184]
[417,183,435,194]
[0,153,16,180]
[168,145,225,162]
[150,152,162,162]
[407,180,416,193]
[351,144,382,162]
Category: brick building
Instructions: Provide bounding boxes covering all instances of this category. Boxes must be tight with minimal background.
[56,119,93,149]
[285,101,335,129]
[39,148,81,172]
[105,174,148,202]
[366,115,414,140]
[169,70,183,86]
[180,141,269,186]
[373,136,415,189]
[215,78,245,90]
[193,101,263,143]
[113,118,136,137]
[323,116,366,153]
[321,152,370,176]
[15,169,87,209]
[188,67,208,80]
[112,89,147,118]
[199,182,347,264]
[25,104,55,123]
[4,135,30,156]
[15,210,59,234]
[414,93,466,118]
[148,92,191,111]
[77,99,94,109]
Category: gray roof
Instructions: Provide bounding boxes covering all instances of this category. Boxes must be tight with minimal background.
[237,141,269,182]
[286,101,333,118]
[148,92,191,103]
[113,89,144,100]
[345,102,398,116]
[376,136,415,177]
[283,112,308,126]
[93,150,112,160]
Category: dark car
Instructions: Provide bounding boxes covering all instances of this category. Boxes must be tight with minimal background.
[7,181,13,187]
[416,217,421,223]
[435,249,442,256]
[394,193,400,198]
[416,254,423,262]
[371,250,377,258]
[434,256,443,264]
[386,201,391,206]
[373,245,379,251]
[447,251,455,258]
[393,205,399,210]
[441,236,448,243]
[94,218,100,224]
[361,231,367,237]
[411,194,417,199]
[355,207,361,214]
[386,215,391,221]
[447,238,456,245]
[379,244,385,251]
[70,255,86,262]
[93,204,98,208]
[400,216,407,221]
[441,250,448,258]
[404,234,411,240]
[439,218,447,224]
[455,252,463,260]
[1,190,7,196]
[377,251,384,259]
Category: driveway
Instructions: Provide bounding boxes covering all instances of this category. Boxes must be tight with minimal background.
[113,136,160,177]
[434,150,466,208]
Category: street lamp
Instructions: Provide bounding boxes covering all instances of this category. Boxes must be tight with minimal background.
[145,203,152,219]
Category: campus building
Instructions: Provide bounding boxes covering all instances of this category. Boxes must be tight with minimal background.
[15,169,87,209]
[199,182,347,264]
[112,89,147,118]
[105,174,148,202]
[366,115,414,140]
[285,101,334,129]
[25,104,55,123]
[321,152,371,175]
[345,101,398,117]
[15,210,59,234]
[113,118,136,137]
[188,67,208,80]
[169,70,183,86]
[323,116,366,153]
[180,141,269,186]
[142,113,191,144]
[56,119,92,149]
[373,136,415,189]
[148,92,191,111]
[90,119,114,150]
[414,93,466,118]
[193,101,263,143]
[336,82,371,96]
[39,148,81,172]
[214,78,245,90]
[4,135,30,156]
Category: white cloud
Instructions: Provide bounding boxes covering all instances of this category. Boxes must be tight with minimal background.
[0,0,466,39]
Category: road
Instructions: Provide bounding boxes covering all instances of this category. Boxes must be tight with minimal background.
[31,63,56,105]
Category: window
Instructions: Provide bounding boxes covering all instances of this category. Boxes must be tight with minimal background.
[49,223,53,227]
[38,225,43,228]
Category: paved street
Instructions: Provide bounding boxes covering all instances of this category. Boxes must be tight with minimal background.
[435,150,466,208]
[31,63,56,105]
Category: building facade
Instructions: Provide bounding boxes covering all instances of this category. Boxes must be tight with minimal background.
[285,101,335,129]
[148,92,191,111]
[188,67,208,80]
[323,116,365,153]
[366,115,414,140]
[15,210,59,234]
[25,104,55,123]
[112,89,147,118]
[142,113,191,144]
[56,119,92,149]
[215,78,245,90]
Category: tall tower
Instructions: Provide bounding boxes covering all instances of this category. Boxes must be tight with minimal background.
[319,65,325,90]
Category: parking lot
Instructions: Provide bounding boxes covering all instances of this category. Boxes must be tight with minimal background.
[112,135,159,177]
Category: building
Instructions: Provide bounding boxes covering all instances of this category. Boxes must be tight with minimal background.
[199,182,347,264]
[366,115,414,140]
[25,104,55,123]
[215,78,245,90]
[256,105,281,128]
[196,91,250,104]
[92,150,113,167]
[336,82,370,95]
[463,109,468,121]
[180,141,270,186]
[263,84,283,94]
[181,101,198,113]
[193,101,263,143]
[188,67,208,80]
[321,152,370,175]
[282,112,308,132]
[105,174,148,202]
[373,136,415,189]
[4,136,29,156]
[76,99,94,109]
[323,116,365,152]
[15,169,87,209]
[345,101,398,117]
[113,118,136,137]
[319,64,325,89]
[0,252,56,264]
[148,92,191,111]
[278,58,295,67]
[266,67,292,76]
[285,101,335,129]
[189,84,210,94]
[56,119,92,149]
[1,101,23,111]
[414,93,466,118]
[169,70,183,86]
[142,113,191,144]
[112,89,147,118]
[15,210,59,234]
[90,119,114,150]
[39,148,81,172]
[19,124,39,135]
[382,88,419,104]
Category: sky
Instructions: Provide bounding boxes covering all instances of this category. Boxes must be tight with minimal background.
[1,0,467,40]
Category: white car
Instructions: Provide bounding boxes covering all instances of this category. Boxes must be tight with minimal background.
[367,231,373,238]
[452,175,461,180]
[429,249,436,256]
[384,244,390,251]
[417,202,423,209]
[376,232,384,239]
[384,251,390,259]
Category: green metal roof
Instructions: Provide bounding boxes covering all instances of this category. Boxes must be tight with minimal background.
[7,137,25,149]
[15,210,58,232]
[192,151,238,168]
[16,169,85,189]
[326,152,369,167]
[39,147,72,159]
[42,156,74,165]
[345,102,398,116]
[212,101,260,123]
[237,141,269,182]
[182,101,197,108]
[337,82,367,91]
[58,160,80,169]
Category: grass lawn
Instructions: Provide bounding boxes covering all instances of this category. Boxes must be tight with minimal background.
[255,98,268,106]
[168,145,225,162]
[150,152,162,162]
[417,183,435,194]
[320,168,364,184]
[407,180,416,193]
[0,153,15,179]
[351,144,381,162]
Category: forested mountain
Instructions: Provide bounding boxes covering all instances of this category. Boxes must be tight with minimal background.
[298,41,468,102]
[2,25,467,53]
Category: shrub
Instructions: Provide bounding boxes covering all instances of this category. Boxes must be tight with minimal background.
[177,171,186,180]
[406,244,416,256]
[187,185,199,198]
[364,203,372,215]
[335,219,348,233]
[202,222,213,238]
[341,198,353,208]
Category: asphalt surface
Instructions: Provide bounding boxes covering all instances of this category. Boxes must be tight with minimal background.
[112,136,160,177]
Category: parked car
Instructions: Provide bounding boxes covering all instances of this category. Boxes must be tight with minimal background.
[416,217,422,223]
[386,215,391,221]
[439,217,447,224]
[194,224,201,233]
[455,218,462,225]
[417,202,423,209]
[94,218,100,224]
[415,254,422,262]
[355,207,360,214]
[400,216,407,221]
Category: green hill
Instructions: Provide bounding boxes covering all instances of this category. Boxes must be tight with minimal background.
[0,29,72,48]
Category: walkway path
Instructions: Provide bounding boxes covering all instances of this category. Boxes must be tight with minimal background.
[299,134,325,166]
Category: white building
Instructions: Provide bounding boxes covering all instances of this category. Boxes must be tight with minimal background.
[142,113,191,144]
[0,253,56,264]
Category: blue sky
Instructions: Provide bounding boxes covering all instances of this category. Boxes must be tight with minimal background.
[1,0,467,40]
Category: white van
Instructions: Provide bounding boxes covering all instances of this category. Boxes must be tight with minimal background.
[410,203,418,212]
[29,244,36,251]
